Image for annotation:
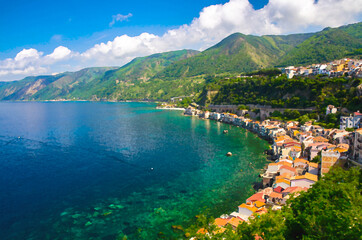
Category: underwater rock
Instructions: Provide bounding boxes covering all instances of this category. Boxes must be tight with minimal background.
[102,212,112,217]
[60,211,68,216]
[71,213,82,219]
[108,204,124,209]
[85,221,92,227]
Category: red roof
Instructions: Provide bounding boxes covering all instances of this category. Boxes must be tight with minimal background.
[355,112,362,116]
[282,186,300,193]
[246,192,265,203]
[274,186,284,193]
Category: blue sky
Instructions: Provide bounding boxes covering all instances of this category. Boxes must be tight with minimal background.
[0,0,268,56]
[0,0,360,81]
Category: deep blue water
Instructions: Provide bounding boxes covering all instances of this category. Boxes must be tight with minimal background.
[0,102,269,239]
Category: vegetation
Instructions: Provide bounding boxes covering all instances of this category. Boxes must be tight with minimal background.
[187,166,362,239]
[200,75,362,114]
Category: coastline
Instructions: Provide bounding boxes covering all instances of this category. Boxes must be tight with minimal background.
[156,107,185,111]
[180,107,333,238]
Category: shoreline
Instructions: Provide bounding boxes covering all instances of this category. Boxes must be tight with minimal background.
[181,108,335,237]
[156,107,185,111]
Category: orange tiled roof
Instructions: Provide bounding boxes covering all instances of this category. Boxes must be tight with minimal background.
[214,218,229,227]
[269,192,283,199]
[313,136,329,142]
[247,192,265,203]
[276,172,292,181]
[279,165,297,173]
[228,217,244,228]
[294,158,309,164]
[275,178,291,185]
[293,173,318,182]
[279,161,293,167]
[254,201,265,208]
[239,203,258,212]
[308,162,319,168]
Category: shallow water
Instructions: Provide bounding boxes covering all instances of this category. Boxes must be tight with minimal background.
[0,102,269,239]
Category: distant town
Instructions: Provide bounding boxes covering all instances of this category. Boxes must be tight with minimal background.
[283,58,362,79]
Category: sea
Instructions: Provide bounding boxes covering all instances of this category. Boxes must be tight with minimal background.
[0,102,269,239]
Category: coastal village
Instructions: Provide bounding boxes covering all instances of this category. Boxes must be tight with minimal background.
[180,102,362,237]
[282,58,362,79]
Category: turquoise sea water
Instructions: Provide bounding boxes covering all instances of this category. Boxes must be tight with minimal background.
[0,102,269,239]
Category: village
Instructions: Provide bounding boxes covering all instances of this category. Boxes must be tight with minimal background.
[282,58,362,79]
[182,104,362,237]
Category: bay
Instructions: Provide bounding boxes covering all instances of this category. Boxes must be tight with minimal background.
[0,102,269,239]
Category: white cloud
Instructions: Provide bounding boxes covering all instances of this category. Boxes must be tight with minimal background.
[109,13,133,27]
[0,46,75,79]
[47,46,72,60]
[1,0,361,81]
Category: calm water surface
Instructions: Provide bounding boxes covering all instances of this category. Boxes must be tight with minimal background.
[0,102,269,239]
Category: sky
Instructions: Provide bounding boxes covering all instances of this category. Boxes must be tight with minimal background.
[0,0,361,81]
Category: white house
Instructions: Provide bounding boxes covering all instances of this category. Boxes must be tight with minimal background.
[290,173,318,188]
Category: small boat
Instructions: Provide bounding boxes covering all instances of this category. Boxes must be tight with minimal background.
[226,152,232,156]
[223,130,228,134]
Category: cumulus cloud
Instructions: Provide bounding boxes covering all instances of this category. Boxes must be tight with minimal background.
[1,0,361,81]
[109,13,133,27]
[0,46,75,79]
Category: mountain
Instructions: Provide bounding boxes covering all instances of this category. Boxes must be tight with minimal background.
[0,67,116,101]
[0,50,199,101]
[0,22,360,101]
[155,32,313,78]
[278,23,362,66]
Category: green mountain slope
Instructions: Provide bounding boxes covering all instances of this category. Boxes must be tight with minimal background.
[155,32,313,78]
[278,23,362,66]
[0,50,199,101]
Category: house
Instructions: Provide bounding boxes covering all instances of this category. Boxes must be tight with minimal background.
[307,142,333,160]
[340,112,362,130]
[288,146,302,159]
[353,128,362,163]
[253,201,266,209]
[321,148,341,175]
[184,107,196,116]
[276,172,292,182]
[273,186,284,193]
[268,192,283,204]
[308,162,319,175]
[279,165,297,177]
[293,158,309,169]
[227,217,244,229]
[274,178,291,189]
[282,186,308,198]
[326,105,337,115]
[313,136,329,143]
[213,218,229,227]
[238,203,258,221]
[246,192,265,204]
[290,173,318,188]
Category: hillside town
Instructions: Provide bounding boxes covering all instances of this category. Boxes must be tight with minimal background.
[183,105,362,237]
[283,58,362,79]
